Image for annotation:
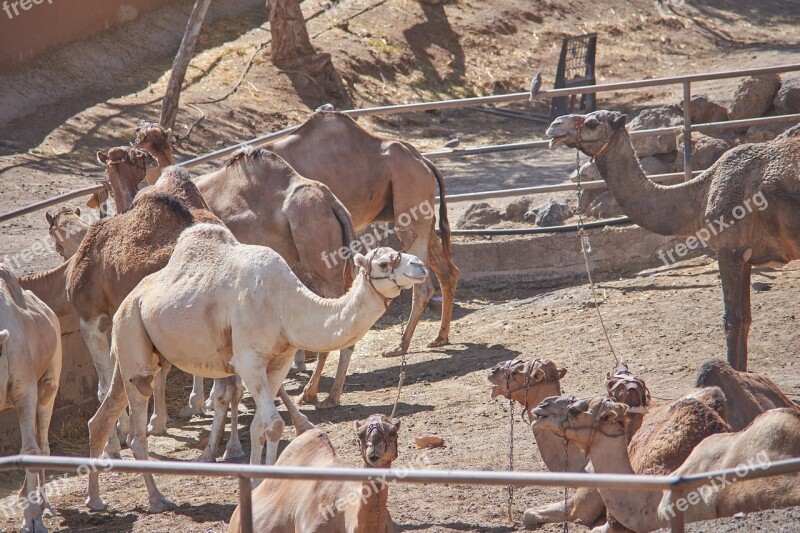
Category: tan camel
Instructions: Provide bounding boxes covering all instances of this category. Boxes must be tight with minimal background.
[228,414,400,532]
[85,225,426,513]
[1,265,62,533]
[133,120,173,185]
[532,396,800,532]
[133,126,361,409]
[45,207,89,260]
[547,111,800,371]
[271,111,459,357]
[95,146,156,215]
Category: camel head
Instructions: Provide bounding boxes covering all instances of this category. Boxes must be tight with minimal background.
[45,206,84,259]
[0,330,8,408]
[546,110,628,158]
[355,247,427,300]
[355,414,400,468]
[487,358,567,412]
[98,147,156,190]
[605,363,651,413]
[531,396,628,451]
[134,120,173,157]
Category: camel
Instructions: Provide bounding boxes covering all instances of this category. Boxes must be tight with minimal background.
[133,120,173,185]
[547,111,800,371]
[270,111,459,357]
[133,126,361,409]
[1,265,62,533]
[199,374,245,462]
[532,396,800,532]
[85,225,426,513]
[95,146,156,215]
[228,414,400,532]
[45,207,89,260]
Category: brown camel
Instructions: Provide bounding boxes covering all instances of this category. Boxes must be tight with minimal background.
[133,120,173,185]
[547,111,800,371]
[46,207,89,260]
[1,265,62,533]
[270,111,459,357]
[95,146,156,215]
[228,414,400,532]
[532,397,800,532]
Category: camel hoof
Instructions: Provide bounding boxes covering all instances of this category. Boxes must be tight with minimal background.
[315,397,340,410]
[382,345,407,358]
[523,509,545,529]
[299,392,318,405]
[147,422,167,436]
[20,518,47,533]
[148,496,176,514]
[223,446,245,461]
[292,361,308,373]
[177,405,204,419]
[427,337,449,348]
[86,496,108,512]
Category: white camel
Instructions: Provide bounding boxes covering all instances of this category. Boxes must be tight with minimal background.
[85,224,427,513]
[1,264,62,533]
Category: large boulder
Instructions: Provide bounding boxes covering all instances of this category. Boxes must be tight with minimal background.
[729,74,781,120]
[525,199,574,227]
[683,94,728,124]
[456,202,501,229]
[569,161,602,183]
[504,196,534,222]
[627,105,684,157]
[773,75,800,115]
[587,191,623,219]
[676,132,736,172]
[744,123,792,144]
[638,155,672,176]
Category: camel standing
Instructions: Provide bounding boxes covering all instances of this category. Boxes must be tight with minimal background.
[532,396,800,532]
[228,414,400,532]
[45,207,89,260]
[1,265,62,533]
[270,111,459,357]
[85,226,426,513]
[547,111,800,371]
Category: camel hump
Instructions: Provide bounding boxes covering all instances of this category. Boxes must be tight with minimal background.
[0,264,25,304]
[225,145,286,168]
[178,223,238,245]
[153,166,210,210]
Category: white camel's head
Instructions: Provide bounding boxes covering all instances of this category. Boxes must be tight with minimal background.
[531,395,628,451]
[546,110,628,157]
[45,206,84,260]
[0,330,9,408]
[354,247,428,299]
[355,414,400,468]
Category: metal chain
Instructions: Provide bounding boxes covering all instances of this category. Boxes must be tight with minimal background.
[507,397,515,524]
[389,351,406,420]
[563,435,569,533]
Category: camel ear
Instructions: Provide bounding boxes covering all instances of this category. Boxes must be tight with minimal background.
[530,368,546,383]
[557,367,567,379]
[609,113,628,130]
[97,151,109,165]
[86,194,100,209]
[165,128,174,143]
[97,315,112,333]
[354,253,369,271]
[45,212,54,225]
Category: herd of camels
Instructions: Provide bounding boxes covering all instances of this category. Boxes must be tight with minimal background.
[2,109,800,532]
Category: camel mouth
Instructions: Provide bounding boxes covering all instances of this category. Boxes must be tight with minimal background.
[490,384,502,399]
[548,135,570,148]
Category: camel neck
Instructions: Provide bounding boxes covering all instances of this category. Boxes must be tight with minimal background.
[285,274,389,353]
[107,169,137,214]
[18,260,72,318]
[593,129,711,237]
[354,479,389,532]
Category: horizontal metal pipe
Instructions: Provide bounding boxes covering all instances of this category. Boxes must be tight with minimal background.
[0,183,106,224]
[450,216,631,236]
[177,124,299,169]
[424,140,549,159]
[693,113,800,133]
[673,457,800,491]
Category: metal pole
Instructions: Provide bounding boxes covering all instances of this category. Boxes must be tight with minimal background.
[667,488,686,533]
[682,81,692,181]
[238,475,253,533]
[0,183,106,223]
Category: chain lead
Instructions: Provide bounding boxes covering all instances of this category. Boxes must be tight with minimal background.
[507,398,515,524]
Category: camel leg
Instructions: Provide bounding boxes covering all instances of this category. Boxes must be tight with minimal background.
[178,375,206,418]
[300,350,328,405]
[148,359,171,436]
[719,252,750,371]
[278,386,314,435]
[17,392,45,533]
[79,316,123,456]
[317,347,354,409]
[424,226,459,348]
[738,262,753,372]
[34,343,61,518]
[524,488,606,528]
[264,360,295,468]
[223,376,245,461]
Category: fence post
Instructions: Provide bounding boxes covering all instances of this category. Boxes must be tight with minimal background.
[682,80,693,181]
[238,475,254,533]
[667,487,686,533]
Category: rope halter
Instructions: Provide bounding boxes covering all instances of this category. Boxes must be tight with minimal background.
[573,113,613,161]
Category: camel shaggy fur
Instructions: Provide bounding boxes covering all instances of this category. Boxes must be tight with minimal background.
[532,396,800,532]
[1,265,62,533]
[548,111,800,371]
[228,414,400,532]
[85,224,426,513]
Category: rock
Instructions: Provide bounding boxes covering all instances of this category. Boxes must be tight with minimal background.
[427,295,443,313]
[504,196,534,222]
[587,191,623,219]
[676,132,736,172]
[414,435,445,449]
[683,94,729,123]
[744,123,792,144]
[456,202,501,229]
[751,280,772,292]
[627,105,684,157]
[729,74,781,120]
[526,199,574,227]
[569,161,602,183]
[638,155,671,176]
[774,75,800,115]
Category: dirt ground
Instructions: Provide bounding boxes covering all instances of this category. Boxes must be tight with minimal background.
[2,0,800,531]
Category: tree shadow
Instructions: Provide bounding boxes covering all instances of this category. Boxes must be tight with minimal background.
[58,507,138,532]
[398,523,515,532]
[403,3,465,89]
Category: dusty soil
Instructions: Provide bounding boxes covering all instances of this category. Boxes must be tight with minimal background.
[2,0,800,531]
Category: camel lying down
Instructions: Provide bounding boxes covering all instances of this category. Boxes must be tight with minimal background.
[532,396,800,532]
[228,414,399,532]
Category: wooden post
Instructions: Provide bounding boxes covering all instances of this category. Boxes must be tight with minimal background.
[160,0,212,131]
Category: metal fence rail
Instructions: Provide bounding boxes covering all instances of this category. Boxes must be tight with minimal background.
[2,454,799,533]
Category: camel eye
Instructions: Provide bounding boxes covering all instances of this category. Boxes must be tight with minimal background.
[378,260,390,269]
[585,117,600,129]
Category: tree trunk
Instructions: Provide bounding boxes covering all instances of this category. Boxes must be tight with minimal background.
[160,0,212,131]
[266,0,315,68]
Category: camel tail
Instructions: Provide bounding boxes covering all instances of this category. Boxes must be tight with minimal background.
[323,186,358,286]
[423,158,452,263]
